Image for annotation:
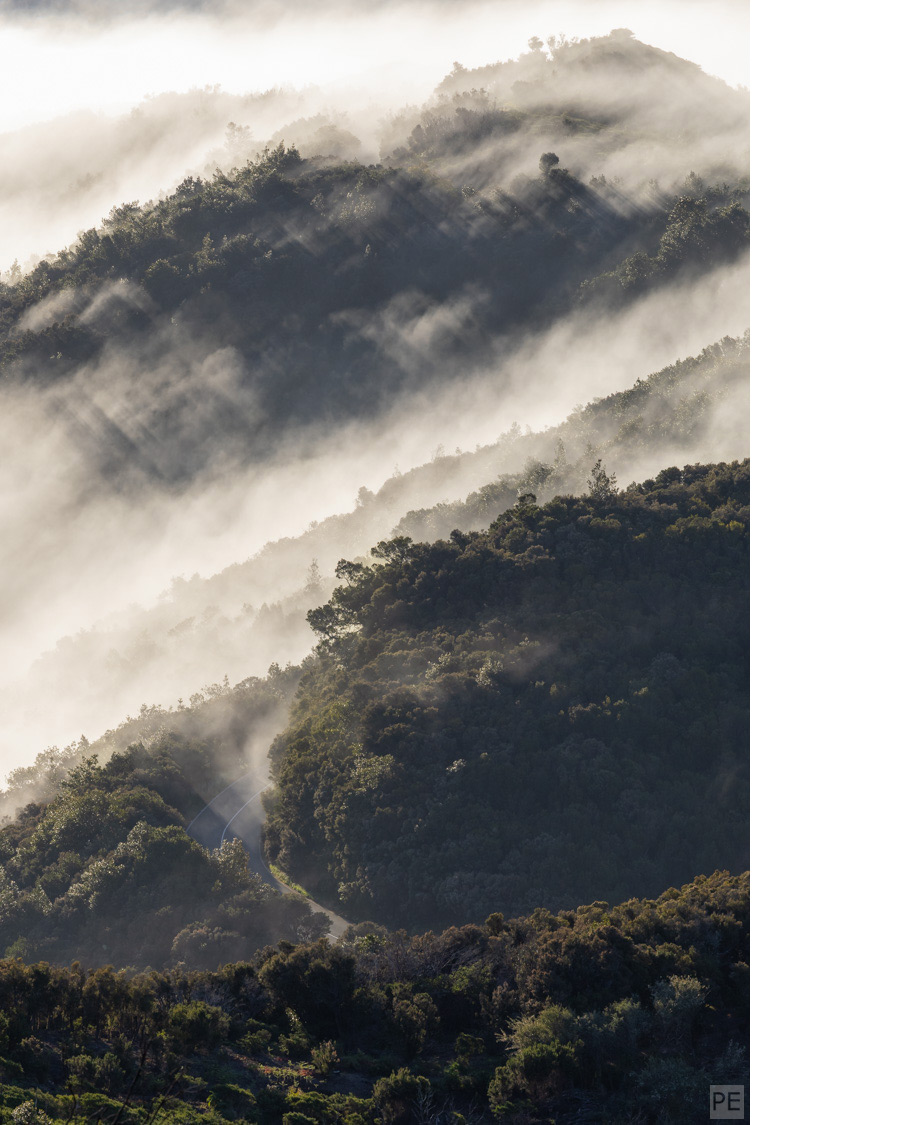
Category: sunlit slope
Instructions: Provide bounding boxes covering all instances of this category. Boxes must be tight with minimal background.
[266,459,749,929]
[0,665,330,969]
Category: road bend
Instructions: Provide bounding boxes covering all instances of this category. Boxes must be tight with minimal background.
[187,771,350,940]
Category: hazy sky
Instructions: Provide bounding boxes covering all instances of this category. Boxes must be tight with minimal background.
[0,1,748,133]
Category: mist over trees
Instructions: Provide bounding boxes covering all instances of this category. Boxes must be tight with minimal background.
[0,147,746,488]
[1,662,302,819]
[0,665,332,968]
[0,20,750,1124]
[0,332,748,776]
[0,27,749,774]
[1,30,747,458]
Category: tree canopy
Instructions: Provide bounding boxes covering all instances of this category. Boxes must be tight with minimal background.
[265,460,749,929]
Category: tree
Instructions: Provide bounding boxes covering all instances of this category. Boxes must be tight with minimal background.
[372,1068,431,1124]
[334,559,368,585]
[225,121,253,157]
[539,152,560,174]
[168,1000,230,1052]
[304,558,323,594]
[12,1104,50,1125]
[371,537,413,564]
[651,975,707,1054]
[588,458,618,499]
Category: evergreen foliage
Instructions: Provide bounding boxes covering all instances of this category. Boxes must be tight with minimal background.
[0,33,751,1121]
[265,461,749,928]
[0,871,748,1124]
[0,24,749,493]
[0,679,330,968]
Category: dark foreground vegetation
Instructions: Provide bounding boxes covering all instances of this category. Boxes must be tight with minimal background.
[0,870,748,1125]
[266,460,749,929]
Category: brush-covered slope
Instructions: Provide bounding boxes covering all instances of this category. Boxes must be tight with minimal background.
[265,460,749,929]
[0,666,330,969]
[0,871,748,1125]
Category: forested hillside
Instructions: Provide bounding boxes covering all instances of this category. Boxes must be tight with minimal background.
[0,30,747,493]
[1,28,749,779]
[0,667,330,969]
[0,153,745,483]
[0,453,749,968]
[0,871,748,1125]
[0,22,751,1121]
[1,333,748,767]
[265,460,749,929]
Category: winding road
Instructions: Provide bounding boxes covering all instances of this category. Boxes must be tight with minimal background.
[187,770,350,939]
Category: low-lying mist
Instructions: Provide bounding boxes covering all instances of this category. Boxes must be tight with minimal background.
[1,2,747,273]
[0,88,316,274]
[0,256,748,778]
[1,12,749,812]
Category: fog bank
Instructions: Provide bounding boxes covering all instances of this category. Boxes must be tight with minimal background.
[0,257,748,777]
[0,1,748,270]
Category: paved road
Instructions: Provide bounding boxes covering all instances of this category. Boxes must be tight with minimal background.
[186,769,271,854]
[187,770,350,939]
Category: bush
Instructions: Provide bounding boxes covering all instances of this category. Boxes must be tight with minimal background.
[65,1053,96,1090]
[169,1001,231,1052]
[95,1052,126,1094]
[239,1020,273,1055]
[309,1040,339,1077]
[12,1103,51,1125]
[207,1082,257,1121]
[488,1041,578,1117]
[12,1040,52,1083]
[372,1068,431,1124]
